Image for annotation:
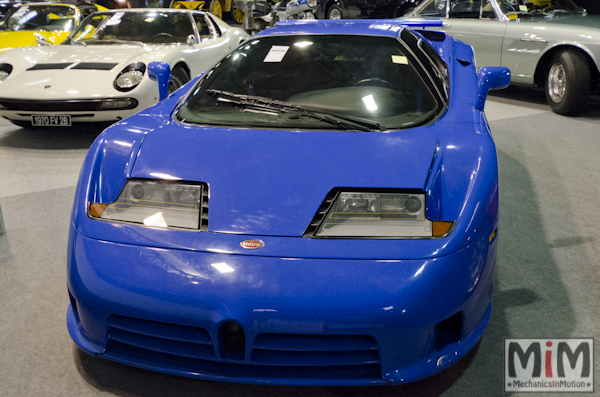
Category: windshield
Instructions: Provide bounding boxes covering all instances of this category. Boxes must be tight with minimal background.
[0,5,77,32]
[67,11,195,45]
[176,34,445,131]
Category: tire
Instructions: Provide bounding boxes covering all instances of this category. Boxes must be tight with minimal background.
[209,0,223,19]
[326,4,342,19]
[545,50,590,116]
[230,6,244,24]
[393,3,415,17]
[168,66,190,95]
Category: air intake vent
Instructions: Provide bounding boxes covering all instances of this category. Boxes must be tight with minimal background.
[71,62,119,70]
[27,63,73,70]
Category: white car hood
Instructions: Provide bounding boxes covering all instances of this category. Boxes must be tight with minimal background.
[0,44,172,100]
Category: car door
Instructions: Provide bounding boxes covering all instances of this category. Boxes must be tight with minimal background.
[417,0,507,68]
[500,19,549,85]
[188,13,234,76]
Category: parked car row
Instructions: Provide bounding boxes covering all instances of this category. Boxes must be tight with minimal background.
[407,0,600,115]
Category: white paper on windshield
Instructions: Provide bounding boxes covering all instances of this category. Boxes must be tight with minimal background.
[519,5,527,11]
[263,46,289,62]
[392,55,408,64]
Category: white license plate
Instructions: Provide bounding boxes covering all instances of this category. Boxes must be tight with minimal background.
[31,115,71,126]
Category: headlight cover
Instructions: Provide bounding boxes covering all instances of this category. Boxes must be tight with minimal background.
[114,62,146,92]
[305,191,453,238]
[0,64,13,82]
[88,180,208,230]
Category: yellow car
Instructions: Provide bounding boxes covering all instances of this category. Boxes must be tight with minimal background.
[170,0,244,24]
[0,2,108,54]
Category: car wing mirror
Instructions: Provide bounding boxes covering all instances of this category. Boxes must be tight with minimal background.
[35,35,52,46]
[474,66,511,110]
[186,34,198,46]
[148,61,171,101]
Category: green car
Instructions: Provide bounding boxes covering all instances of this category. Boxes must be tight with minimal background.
[409,0,600,115]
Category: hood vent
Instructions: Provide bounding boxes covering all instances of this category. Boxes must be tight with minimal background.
[71,62,118,70]
[27,63,73,71]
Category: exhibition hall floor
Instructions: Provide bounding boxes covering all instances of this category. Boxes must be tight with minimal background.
[1,88,599,396]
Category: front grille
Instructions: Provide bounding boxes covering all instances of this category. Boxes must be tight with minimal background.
[252,334,380,368]
[0,98,138,112]
[103,317,382,381]
[107,315,215,361]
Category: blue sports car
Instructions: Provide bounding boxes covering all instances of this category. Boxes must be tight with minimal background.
[67,19,510,385]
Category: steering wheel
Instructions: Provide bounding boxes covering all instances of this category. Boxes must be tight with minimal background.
[151,33,177,43]
[353,78,393,89]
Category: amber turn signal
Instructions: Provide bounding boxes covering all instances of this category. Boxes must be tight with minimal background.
[432,221,453,237]
[89,203,107,218]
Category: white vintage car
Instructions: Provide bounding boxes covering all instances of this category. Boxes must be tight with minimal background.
[0,9,249,127]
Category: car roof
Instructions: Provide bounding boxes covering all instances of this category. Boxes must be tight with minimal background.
[257,19,443,39]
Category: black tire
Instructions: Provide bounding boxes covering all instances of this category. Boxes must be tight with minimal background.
[326,4,342,19]
[168,65,190,95]
[394,3,415,17]
[545,50,590,116]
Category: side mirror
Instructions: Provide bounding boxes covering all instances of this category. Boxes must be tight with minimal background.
[148,61,171,101]
[35,35,52,46]
[474,66,511,110]
[186,34,198,46]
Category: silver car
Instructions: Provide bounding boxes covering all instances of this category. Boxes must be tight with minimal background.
[408,0,600,115]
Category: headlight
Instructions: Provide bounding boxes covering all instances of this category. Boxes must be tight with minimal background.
[0,63,13,82]
[114,62,146,92]
[88,180,207,230]
[307,0,317,7]
[306,191,453,238]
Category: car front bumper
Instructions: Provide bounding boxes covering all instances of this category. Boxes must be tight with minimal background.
[67,226,497,386]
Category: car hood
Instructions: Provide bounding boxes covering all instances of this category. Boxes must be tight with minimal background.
[0,45,160,99]
[0,30,69,53]
[130,123,439,236]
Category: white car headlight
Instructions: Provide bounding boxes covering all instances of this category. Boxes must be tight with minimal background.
[0,64,13,82]
[308,191,453,238]
[116,70,144,89]
[114,62,146,92]
[307,0,317,7]
[89,180,207,230]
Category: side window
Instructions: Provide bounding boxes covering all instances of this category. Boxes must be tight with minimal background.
[205,14,222,37]
[418,0,447,17]
[481,0,496,18]
[72,14,108,40]
[193,14,212,41]
[448,0,482,18]
[418,38,449,100]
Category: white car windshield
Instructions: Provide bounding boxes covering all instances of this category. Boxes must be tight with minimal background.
[68,11,196,45]
[0,5,77,32]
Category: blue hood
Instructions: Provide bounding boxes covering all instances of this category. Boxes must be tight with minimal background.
[130,124,438,236]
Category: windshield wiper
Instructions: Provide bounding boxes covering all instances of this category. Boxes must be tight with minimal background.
[206,89,385,132]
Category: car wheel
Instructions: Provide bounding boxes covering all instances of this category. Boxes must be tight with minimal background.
[168,66,190,95]
[545,50,590,116]
[394,3,415,17]
[327,4,342,19]
[230,6,245,24]
[209,0,223,19]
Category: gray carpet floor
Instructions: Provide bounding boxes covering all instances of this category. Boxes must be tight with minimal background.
[1,87,599,396]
